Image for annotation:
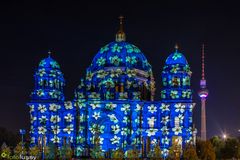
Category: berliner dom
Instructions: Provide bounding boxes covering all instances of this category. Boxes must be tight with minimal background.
[27,17,195,158]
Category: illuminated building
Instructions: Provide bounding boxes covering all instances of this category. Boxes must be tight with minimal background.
[27,17,195,157]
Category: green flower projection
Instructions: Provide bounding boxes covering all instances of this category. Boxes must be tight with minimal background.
[109,55,122,66]
[96,57,106,66]
[172,52,182,60]
[100,44,109,53]
[126,56,137,64]
[111,43,123,53]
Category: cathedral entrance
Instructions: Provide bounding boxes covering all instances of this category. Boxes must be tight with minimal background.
[92,111,124,153]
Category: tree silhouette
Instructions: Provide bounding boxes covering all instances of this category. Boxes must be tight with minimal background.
[90,136,104,159]
[221,138,240,159]
[1,142,11,158]
[0,127,20,147]
[167,145,181,160]
[45,142,58,159]
[59,144,73,159]
[183,144,198,160]
[196,140,215,160]
[14,142,27,156]
[111,148,124,159]
[148,145,162,159]
[29,145,41,159]
[210,136,224,159]
[126,148,139,159]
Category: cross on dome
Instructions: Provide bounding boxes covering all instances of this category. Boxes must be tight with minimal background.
[48,50,52,57]
[175,44,179,52]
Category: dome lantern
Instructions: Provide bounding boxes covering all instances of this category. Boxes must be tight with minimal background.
[115,16,126,42]
[174,43,179,52]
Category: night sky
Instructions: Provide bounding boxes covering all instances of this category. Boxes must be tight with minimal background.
[0,1,239,139]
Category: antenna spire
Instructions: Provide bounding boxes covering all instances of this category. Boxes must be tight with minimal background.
[201,44,205,80]
[115,16,126,42]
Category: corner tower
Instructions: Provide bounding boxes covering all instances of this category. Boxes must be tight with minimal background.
[161,45,192,102]
[28,51,66,146]
[30,52,65,101]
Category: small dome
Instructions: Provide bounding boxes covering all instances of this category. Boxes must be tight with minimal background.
[161,46,192,102]
[163,47,191,75]
[38,55,60,69]
[165,49,188,65]
[90,41,152,72]
[31,53,65,101]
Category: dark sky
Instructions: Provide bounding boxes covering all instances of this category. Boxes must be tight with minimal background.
[0,1,239,139]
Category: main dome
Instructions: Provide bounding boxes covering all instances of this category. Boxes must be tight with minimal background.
[89,16,151,73]
[90,41,152,72]
[81,17,156,101]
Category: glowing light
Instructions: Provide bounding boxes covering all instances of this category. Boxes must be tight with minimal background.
[223,134,227,139]
[199,94,208,98]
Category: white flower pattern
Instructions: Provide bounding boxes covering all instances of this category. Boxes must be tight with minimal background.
[92,112,101,120]
[38,104,47,113]
[49,104,60,112]
[121,104,130,114]
[148,104,157,114]
[63,124,74,134]
[64,101,73,109]
[38,126,47,134]
[50,115,61,123]
[160,103,170,112]
[173,126,182,135]
[90,103,101,109]
[111,124,120,134]
[110,135,120,144]
[146,128,158,136]
[64,113,74,122]
[108,114,118,123]
[51,136,60,143]
[175,103,185,113]
[51,125,60,134]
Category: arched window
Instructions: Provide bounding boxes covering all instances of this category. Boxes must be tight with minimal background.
[172,77,180,86]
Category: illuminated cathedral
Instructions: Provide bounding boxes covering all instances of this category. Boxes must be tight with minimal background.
[27,17,195,158]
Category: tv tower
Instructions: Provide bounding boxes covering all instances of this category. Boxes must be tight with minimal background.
[198,44,209,141]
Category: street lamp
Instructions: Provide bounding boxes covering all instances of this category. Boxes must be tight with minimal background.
[222,134,227,141]
[41,134,46,160]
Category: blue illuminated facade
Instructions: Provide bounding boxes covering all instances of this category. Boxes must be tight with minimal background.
[27,22,195,158]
